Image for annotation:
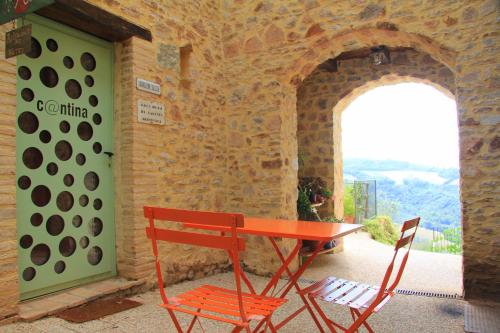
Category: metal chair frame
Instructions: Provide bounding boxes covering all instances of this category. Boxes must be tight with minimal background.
[301,217,421,333]
[144,206,286,333]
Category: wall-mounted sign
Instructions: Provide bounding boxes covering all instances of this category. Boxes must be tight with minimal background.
[5,24,31,58]
[137,100,165,125]
[0,0,54,24]
[136,78,161,95]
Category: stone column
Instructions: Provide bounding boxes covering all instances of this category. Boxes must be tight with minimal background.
[0,24,19,319]
[457,18,499,301]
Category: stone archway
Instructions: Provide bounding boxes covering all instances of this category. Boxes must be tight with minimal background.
[297,48,456,219]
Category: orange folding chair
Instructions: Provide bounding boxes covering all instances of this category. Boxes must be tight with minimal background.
[300,217,420,333]
[144,206,287,333]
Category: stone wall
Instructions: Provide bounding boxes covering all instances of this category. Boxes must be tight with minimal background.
[0,0,498,318]
[297,49,455,218]
[86,0,229,284]
[221,0,499,301]
[0,24,19,319]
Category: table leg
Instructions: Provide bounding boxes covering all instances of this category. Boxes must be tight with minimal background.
[252,238,327,332]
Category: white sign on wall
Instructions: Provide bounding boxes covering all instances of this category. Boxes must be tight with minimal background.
[136,78,161,95]
[137,100,165,125]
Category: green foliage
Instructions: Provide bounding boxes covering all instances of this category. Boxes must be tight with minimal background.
[321,188,333,199]
[343,184,355,217]
[297,187,317,221]
[377,192,400,220]
[297,177,332,221]
[363,216,399,245]
[344,158,460,231]
[429,227,462,254]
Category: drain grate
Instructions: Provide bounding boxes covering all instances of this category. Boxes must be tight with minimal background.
[293,277,462,300]
[394,288,463,299]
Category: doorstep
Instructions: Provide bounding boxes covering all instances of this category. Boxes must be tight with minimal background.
[18,278,145,322]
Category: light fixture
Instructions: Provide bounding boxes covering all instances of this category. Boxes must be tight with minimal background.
[371,45,390,65]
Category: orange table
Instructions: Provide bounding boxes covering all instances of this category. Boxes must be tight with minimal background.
[185,217,363,332]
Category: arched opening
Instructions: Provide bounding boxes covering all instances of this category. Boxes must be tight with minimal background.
[297,47,455,220]
[342,82,461,255]
[296,45,463,295]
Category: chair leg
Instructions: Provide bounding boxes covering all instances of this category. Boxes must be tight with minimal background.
[186,309,201,333]
[353,308,375,333]
[346,307,375,333]
[231,326,244,333]
[165,308,184,333]
[349,309,359,333]
[308,296,338,333]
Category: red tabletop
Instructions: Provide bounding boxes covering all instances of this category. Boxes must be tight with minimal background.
[184,217,363,241]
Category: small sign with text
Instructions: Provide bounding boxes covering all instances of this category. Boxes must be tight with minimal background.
[137,100,165,125]
[136,78,161,95]
[5,24,31,58]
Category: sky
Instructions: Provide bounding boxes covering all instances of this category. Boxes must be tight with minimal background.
[341,83,459,168]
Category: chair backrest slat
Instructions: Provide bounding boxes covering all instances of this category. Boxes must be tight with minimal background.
[395,234,413,249]
[144,206,244,228]
[144,206,249,322]
[146,227,245,251]
[401,217,419,232]
[376,217,420,301]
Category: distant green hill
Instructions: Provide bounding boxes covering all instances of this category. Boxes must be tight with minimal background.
[344,158,460,231]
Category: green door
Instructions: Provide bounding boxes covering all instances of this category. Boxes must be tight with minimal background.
[16,15,115,300]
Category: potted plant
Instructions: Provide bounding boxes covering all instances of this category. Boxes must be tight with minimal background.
[297,177,337,250]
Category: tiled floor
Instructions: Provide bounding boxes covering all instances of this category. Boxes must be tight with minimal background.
[2,273,465,333]
[2,232,467,332]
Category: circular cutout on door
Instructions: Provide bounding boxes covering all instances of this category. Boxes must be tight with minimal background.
[79,194,89,207]
[77,122,93,141]
[81,52,96,71]
[18,66,31,80]
[59,121,70,133]
[46,39,58,52]
[89,95,98,107]
[31,185,51,207]
[56,191,74,212]
[92,113,102,125]
[89,217,103,237]
[63,174,74,187]
[46,215,64,236]
[59,236,76,257]
[26,37,41,58]
[39,130,51,143]
[76,153,86,165]
[72,215,82,227]
[21,88,34,102]
[93,199,102,210]
[46,162,58,176]
[65,79,82,99]
[84,75,94,87]
[18,111,39,134]
[23,147,43,169]
[93,142,102,154]
[87,246,103,265]
[31,243,51,265]
[40,66,59,88]
[22,267,36,281]
[54,260,66,274]
[31,213,43,226]
[63,56,74,69]
[55,140,72,161]
[84,172,99,191]
[18,175,31,190]
[80,236,89,249]
[20,234,33,249]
